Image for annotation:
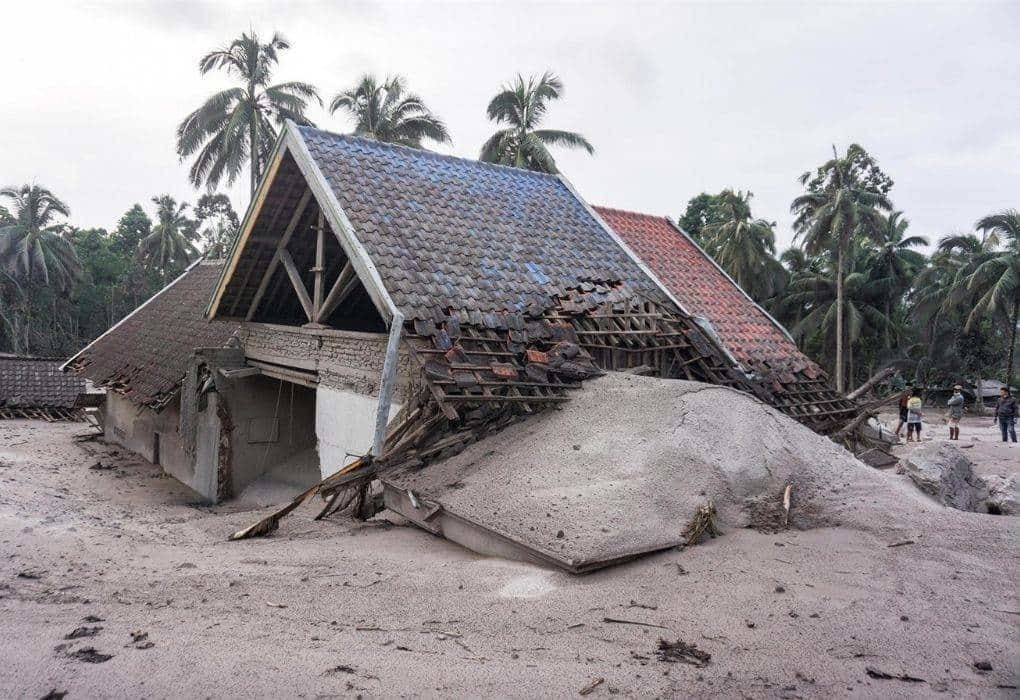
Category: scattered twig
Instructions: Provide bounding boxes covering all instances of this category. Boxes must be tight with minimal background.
[579,677,605,695]
[865,666,925,683]
[887,540,915,548]
[603,617,671,630]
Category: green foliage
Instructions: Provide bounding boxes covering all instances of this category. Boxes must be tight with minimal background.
[479,72,593,174]
[194,193,239,259]
[0,184,82,292]
[699,190,787,303]
[176,31,321,195]
[330,75,451,149]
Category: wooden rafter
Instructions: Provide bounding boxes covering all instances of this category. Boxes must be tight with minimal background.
[278,248,314,321]
[245,188,313,321]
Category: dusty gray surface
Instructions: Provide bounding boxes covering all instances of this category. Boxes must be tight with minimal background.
[385,374,941,568]
[1,417,1018,698]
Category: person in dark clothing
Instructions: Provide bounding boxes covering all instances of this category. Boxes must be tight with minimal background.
[895,383,913,438]
[994,387,1017,443]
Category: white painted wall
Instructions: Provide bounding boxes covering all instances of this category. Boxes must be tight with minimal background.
[315,385,400,478]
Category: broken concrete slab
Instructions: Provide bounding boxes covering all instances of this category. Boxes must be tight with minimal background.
[899,443,989,511]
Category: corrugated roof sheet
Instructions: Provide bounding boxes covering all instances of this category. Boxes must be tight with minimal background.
[594,206,810,371]
[0,357,85,409]
[298,127,658,319]
[67,262,239,408]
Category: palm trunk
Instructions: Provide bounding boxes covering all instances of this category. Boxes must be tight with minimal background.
[1007,297,1019,385]
[884,297,892,349]
[249,91,259,198]
[835,245,845,393]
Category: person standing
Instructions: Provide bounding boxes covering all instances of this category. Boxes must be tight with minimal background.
[994,387,1017,443]
[946,385,965,440]
[895,383,914,438]
[906,388,924,442]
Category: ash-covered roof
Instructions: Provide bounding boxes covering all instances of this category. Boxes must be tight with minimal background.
[212,126,660,322]
[66,261,239,409]
[594,207,811,372]
[0,357,85,409]
[301,127,659,318]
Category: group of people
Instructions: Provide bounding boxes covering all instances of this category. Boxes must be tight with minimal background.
[894,384,1017,443]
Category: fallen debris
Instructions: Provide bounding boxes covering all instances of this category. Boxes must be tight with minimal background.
[973,660,993,672]
[67,647,113,664]
[88,461,115,471]
[579,677,605,695]
[40,690,67,700]
[327,664,357,675]
[603,617,671,630]
[682,500,722,547]
[64,626,102,640]
[655,638,711,667]
[887,540,915,548]
[865,666,925,682]
[16,570,43,580]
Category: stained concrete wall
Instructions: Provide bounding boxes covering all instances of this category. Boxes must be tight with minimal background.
[102,392,221,501]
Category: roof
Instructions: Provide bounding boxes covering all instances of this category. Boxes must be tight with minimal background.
[0,357,85,409]
[66,261,239,409]
[212,125,661,322]
[594,206,809,372]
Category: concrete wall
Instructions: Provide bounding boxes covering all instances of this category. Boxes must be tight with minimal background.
[102,392,221,501]
[220,374,318,495]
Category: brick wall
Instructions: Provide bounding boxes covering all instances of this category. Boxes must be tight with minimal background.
[239,323,413,398]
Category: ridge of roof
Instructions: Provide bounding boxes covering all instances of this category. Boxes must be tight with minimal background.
[296,125,566,181]
[592,204,672,222]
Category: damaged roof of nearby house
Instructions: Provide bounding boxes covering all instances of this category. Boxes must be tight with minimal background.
[210,125,662,322]
[65,261,239,409]
[595,206,810,372]
[595,206,828,375]
[0,356,85,409]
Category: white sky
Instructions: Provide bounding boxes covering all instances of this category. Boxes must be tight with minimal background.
[2,0,1017,251]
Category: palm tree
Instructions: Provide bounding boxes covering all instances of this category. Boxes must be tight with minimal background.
[779,249,894,386]
[177,31,320,197]
[0,185,81,291]
[864,211,929,348]
[138,196,198,279]
[970,210,1020,381]
[701,190,786,302]
[329,75,451,149]
[479,72,593,173]
[791,145,892,391]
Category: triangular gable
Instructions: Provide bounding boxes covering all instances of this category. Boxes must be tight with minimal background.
[208,125,394,331]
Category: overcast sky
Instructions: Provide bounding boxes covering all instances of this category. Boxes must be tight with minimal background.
[2,0,1017,251]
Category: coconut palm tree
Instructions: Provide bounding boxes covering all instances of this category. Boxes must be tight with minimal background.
[0,185,81,291]
[479,72,593,173]
[779,249,894,386]
[701,190,786,302]
[137,196,198,279]
[864,211,929,348]
[791,145,892,391]
[177,31,320,197]
[329,74,451,149]
[968,210,1019,381]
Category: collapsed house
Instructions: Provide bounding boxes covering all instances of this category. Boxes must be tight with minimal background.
[64,121,861,568]
[0,355,90,421]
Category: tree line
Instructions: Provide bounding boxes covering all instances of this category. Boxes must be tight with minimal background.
[679,149,1018,393]
[1,30,1016,397]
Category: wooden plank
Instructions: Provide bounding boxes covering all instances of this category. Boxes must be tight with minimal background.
[278,248,314,321]
[312,211,325,314]
[314,260,356,323]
